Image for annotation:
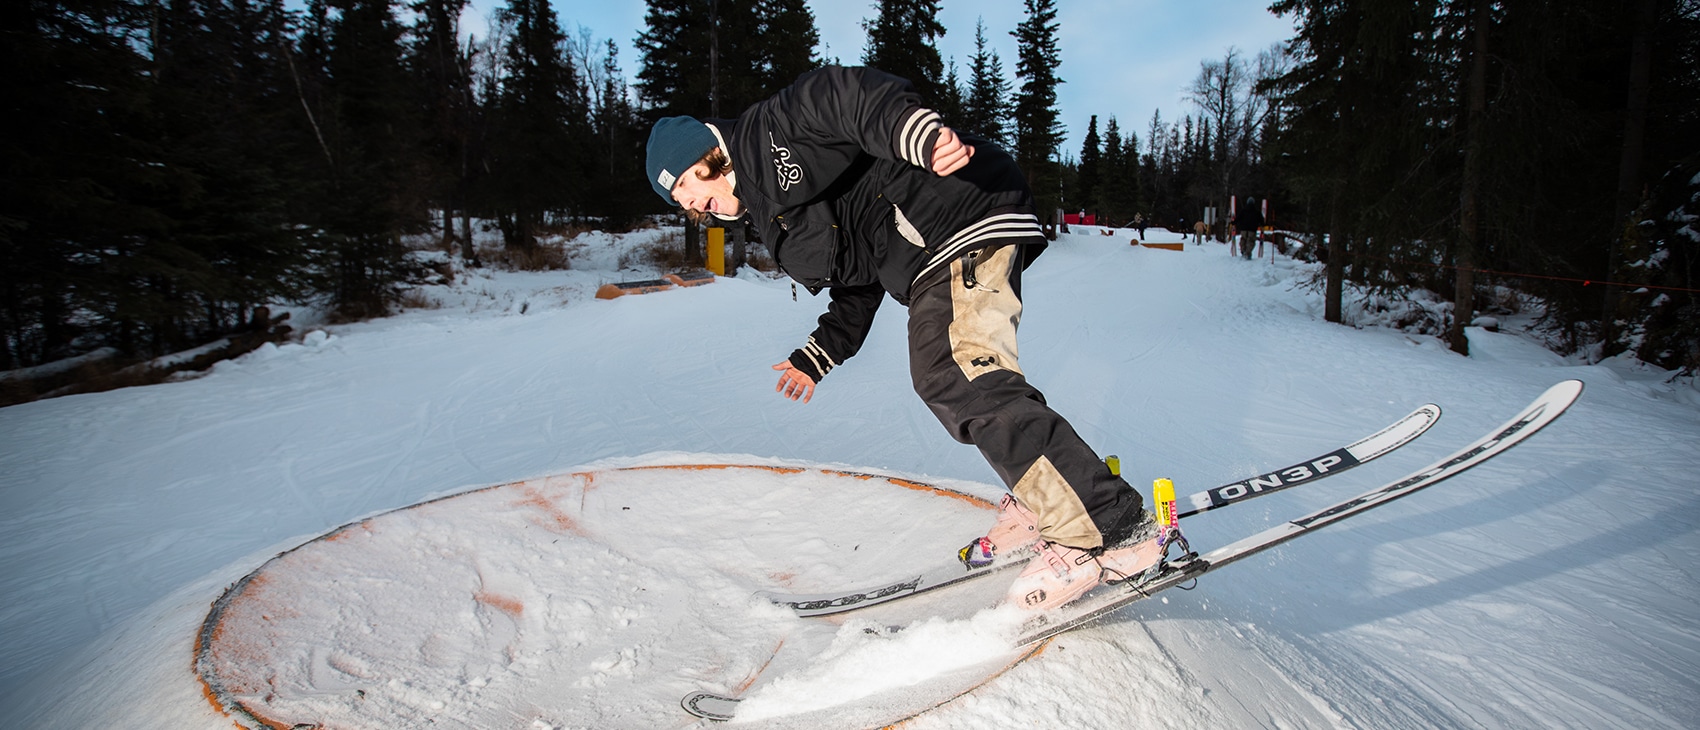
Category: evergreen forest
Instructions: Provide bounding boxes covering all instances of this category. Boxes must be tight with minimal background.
[3,0,1696,393]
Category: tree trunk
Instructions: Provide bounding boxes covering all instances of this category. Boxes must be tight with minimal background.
[731,221,749,274]
[683,213,700,265]
[1326,201,1344,324]
[441,208,454,252]
[1602,0,1656,357]
[460,211,476,266]
[709,0,719,118]
[1450,0,1490,356]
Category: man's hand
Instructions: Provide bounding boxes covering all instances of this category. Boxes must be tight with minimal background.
[931,127,975,176]
[772,361,817,403]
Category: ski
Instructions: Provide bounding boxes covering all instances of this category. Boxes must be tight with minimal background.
[766,402,1442,618]
[1014,380,1583,648]
[682,691,740,722]
[1175,401,1441,517]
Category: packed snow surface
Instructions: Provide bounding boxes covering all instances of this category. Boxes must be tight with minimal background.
[1,228,1697,729]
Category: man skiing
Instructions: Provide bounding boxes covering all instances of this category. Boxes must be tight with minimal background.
[644,66,1158,611]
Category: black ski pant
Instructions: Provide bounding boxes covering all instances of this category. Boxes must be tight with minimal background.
[907,242,1141,550]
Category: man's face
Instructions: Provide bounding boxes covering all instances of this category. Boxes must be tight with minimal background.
[672,161,742,217]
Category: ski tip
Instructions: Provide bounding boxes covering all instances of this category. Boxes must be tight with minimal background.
[682,691,741,721]
[1533,379,1585,415]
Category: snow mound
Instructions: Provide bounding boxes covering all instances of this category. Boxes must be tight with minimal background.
[196,459,1024,729]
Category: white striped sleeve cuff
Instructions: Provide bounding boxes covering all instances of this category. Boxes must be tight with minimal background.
[896,108,943,169]
[791,336,840,381]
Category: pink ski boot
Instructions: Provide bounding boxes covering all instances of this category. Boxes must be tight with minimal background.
[1004,511,1166,613]
[1004,541,1103,612]
[985,494,1040,553]
[959,495,1041,569]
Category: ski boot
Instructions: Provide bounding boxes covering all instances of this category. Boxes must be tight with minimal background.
[1002,517,1167,612]
[958,494,1040,569]
[1004,477,1183,612]
[1003,540,1105,611]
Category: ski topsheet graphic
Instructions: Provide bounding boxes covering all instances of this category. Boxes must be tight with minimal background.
[1175,400,1442,517]
[766,402,1442,618]
[682,692,741,722]
[684,382,1580,723]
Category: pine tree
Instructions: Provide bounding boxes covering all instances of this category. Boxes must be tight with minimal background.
[1099,116,1137,225]
[489,0,584,252]
[936,59,965,128]
[587,39,650,228]
[1266,0,1449,320]
[637,0,817,118]
[960,18,1011,149]
[1011,0,1064,221]
[408,0,477,251]
[635,0,714,116]
[313,0,429,317]
[1076,115,1102,217]
[755,0,821,93]
[861,0,947,104]
[2,0,161,366]
[1261,0,1695,349]
[142,0,309,352]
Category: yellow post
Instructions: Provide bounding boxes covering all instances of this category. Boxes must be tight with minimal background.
[706,227,725,275]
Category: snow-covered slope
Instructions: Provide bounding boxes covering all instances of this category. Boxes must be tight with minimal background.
[1,228,1695,729]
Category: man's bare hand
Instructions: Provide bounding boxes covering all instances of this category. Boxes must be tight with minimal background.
[931,127,975,176]
[772,361,817,403]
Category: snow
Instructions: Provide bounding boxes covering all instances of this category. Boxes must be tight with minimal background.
[2,226,1698,729]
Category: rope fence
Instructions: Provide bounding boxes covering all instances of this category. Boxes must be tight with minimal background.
[1263,233,1700,295]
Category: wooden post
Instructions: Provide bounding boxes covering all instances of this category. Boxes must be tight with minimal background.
[683,214,700,265]
[730,223,748,275]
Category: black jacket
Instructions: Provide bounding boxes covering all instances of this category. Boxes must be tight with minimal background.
[714,66,1043,381]
[1235,200,1264,231]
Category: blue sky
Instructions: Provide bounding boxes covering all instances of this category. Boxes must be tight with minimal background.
[475,0,1296,153]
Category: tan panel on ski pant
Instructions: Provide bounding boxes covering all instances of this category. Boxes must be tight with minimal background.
[947,246,1025,381]
[1012,456,1103,550]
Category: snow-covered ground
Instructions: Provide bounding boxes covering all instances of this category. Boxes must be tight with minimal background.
[1,227,1696,729]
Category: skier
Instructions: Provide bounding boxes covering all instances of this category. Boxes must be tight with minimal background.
[645,66,1158,611]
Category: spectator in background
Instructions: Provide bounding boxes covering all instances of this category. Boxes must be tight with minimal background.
[1235,197,1263,259]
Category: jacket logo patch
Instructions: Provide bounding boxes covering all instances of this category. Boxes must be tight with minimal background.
[972,355,997,368]
[771,133,803,191]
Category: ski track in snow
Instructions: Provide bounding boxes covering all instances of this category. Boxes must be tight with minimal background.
[1,228,1698,729]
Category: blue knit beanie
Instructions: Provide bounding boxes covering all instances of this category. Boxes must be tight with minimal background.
[646,117,719,205]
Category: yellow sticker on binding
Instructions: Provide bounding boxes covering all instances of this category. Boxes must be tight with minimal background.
[1153,478,1175,526]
